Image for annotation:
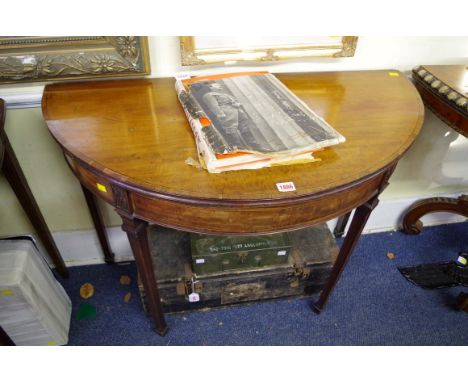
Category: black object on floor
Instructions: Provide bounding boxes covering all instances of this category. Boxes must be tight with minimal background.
[399,261,468,289]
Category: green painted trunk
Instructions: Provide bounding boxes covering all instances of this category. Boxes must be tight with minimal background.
[190,233,291,275]
[138,224,338,313]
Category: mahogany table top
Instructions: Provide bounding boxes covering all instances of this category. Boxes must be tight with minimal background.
[42,70,424,202]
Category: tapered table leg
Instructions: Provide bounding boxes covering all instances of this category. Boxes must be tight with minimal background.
[81,185,115,264]
[119,213,167,336]
[314,194,380,313]
[333,211,352,238]
[2,136,69,278]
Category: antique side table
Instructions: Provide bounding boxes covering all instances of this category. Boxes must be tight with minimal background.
[42,71,424,335]
[402,65,468,233]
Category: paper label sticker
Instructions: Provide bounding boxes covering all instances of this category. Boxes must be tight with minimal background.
[188,293,200,303]
[277,250,287,256]
[195,259,205,264]
[1,290,13,296]
[388,72,400,77]
[96,183,107,193]
[175,74,192,81]
[276,182,296,192]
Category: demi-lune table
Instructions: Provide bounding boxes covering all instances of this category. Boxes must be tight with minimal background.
[42,71,424,335]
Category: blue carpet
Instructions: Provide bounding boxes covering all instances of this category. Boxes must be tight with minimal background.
[58,222,468,345]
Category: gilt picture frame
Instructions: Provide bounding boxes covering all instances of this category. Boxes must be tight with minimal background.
[180,36,358,66]
[0,36,150,84]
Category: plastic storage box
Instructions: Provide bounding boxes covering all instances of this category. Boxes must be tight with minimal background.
[0,238,71,345]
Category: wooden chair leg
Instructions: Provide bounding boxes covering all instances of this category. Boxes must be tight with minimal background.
[2,135,68,278]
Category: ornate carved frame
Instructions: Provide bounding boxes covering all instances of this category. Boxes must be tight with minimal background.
[0,36,150,84]
[180,36,358,66]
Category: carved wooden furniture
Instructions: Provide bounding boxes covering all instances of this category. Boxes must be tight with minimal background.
[0,99,68,278]
[42,71,424,335]
[402,65,468,234]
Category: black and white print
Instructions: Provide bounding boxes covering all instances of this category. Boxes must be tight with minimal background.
[189,73,345,155]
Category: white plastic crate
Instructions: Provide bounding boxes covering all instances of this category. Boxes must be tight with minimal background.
[0,238,71,345]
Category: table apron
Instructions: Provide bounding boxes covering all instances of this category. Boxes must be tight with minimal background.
[129,174,384,235]
[67,154,386,235]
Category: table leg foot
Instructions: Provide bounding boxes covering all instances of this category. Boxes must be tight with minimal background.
[104,255,116,265]
[312,303,323,314]
[155,326,169,337]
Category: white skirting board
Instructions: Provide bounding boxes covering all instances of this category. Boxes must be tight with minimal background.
[13,194,467,268]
